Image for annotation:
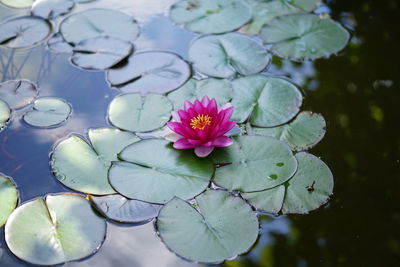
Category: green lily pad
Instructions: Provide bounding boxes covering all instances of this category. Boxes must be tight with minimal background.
[167,78,232,110]
[213,135,297,192]
[50,128,140,195]
[107,51,191,95]
[71,36,133,70]
[89,194,161,224]
[156,190,259,263]
[5,194,106,265]
[109,139,214,204]
[0,99,11,133]
[108,93,172,132]
[242,152,333,214]
[261,14,350,60]
[0,174,18,227]
[31,0,75,20]
[249,111,326,151]
[23,97,72,128]
[169,0,252,34]
[189,33,270,79]
[231,75,302,127]
[0,79,39,109]
[0,0,33,8]
[60,9,140,45]
[47,33,73,54]
[0,16,51,49]
[242,0,320,34]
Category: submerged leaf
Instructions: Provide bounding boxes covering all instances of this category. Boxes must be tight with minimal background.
[0,174,18,227]
[156,190,259,263]
[0,79,39,109]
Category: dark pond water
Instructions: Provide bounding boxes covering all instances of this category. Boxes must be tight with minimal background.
[0,0,399,266]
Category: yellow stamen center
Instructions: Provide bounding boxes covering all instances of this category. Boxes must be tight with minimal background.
[190,114,212,130]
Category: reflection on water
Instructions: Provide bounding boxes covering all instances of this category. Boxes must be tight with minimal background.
[1,0,400,266]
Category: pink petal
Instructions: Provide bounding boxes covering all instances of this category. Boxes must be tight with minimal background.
[184,101,194,110]
[201,96,210,106]
[193,100,204,113]
[194,146,214,157]
[210,136,233,147]
[207,98,218,115]
[174,138,197,149]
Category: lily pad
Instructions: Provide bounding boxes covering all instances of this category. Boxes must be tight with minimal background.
[156,190,259,263]
[249,111,326,151]
[242,0,321,34]
[261,14,350,60]
[0,0,33,8]
[5,194,106,265]
[0,174,18,227]
[167,78,232,110]
[0,16,51,49]
[89,194,161,224]
[50,128,140,195]
[23,97,72,128]
[0,79,39,109]
[231,75,302,127]
[213,135,297,192]
[109,139,214,204]
[47,33,73,54]
[0,99,11,133]
[31,0,75,20]
[60,9,140,45]
[107,51,191,95]
[242,152,334,214]
[71,36,133,70]
[108,93,172,132]
[189,33,270,79]
[169,0,252,34]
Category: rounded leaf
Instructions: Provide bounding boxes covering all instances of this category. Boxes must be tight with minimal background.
[0,16,51,49]
[189,33,270,79]
[31,0,75,20]
[213,135,298,192]
[167,78,232,110]
[89,194,161,224]
[0,99,11,133]
[169,0,252,34]
[5,194,106,265]
[0,0,33,8]
[0,79,39,109]
[107,51,191,95]
[23,97,72,128]
[261,14,350,61]
[109,139,214,204]
[108,93,172,133]
[60,9,140,45]
[242,152,334,214]
[71,36,133,70]
[249,111,326,151]
[0,174,18,227]
[156,190,259,263]
[231,75,302,127]
[47,33,73,54]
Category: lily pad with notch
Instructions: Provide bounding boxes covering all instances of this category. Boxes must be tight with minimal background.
[0,174,18,227]
[242,152,333,214]
[107,51,191,95]
[108,139,214,204]
[23,97,72,128]
[59,8,140,45]
[189,32,270,79]
[248,111,326,151]
[169,0,252,34]
[89,194,161,224]
[5,193,106,265]
[71,36,133,70]
[50,128,140,195]
[261,13,350,61]
[156,189,259,263]
[47,33,73,54]
[0,79,39,109]
[231,74,302,127]
[0,16,51,49]
[212,135,298,192]
[108,93,172,132]
[31,0,75,20]
[0,99,11,133]
[0,0,33,8]
[167,78,232,110]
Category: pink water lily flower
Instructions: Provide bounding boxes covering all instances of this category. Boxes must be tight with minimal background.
[166,96,236,157]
